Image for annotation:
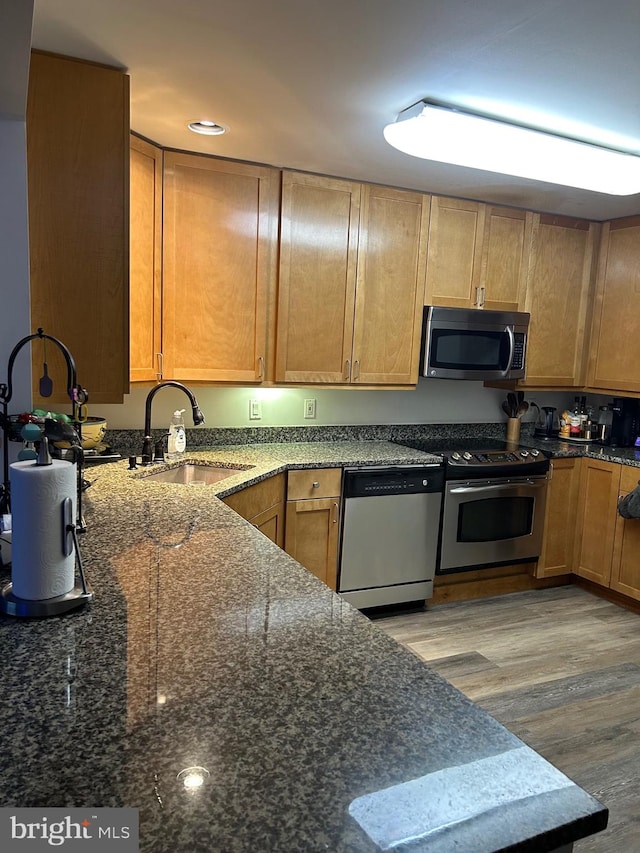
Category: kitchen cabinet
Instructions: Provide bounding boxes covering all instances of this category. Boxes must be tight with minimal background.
[521,215,597,388]
[588,216,640,393]
[162,152,279,383]
[573,458,621,587]
[535,457,581,578]
[130,135,162,382]
[27,50,130,406]
[223,473,285,547]
[610,465,640,602]
[424,198,531,311]
[276,172,429,385]
[284,468,341,589]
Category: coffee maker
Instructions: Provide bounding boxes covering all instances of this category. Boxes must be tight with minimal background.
[610,398,640,448]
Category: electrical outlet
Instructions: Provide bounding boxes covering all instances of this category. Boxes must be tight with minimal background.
[249,399,262,420]
[304,398,317,419]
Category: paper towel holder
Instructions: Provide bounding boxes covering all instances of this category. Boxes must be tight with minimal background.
[0,497,93,618]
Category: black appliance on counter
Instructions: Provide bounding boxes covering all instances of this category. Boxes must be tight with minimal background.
[610,398,640,448]
[393,438,549,575]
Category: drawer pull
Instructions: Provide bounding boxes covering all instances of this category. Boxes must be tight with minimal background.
[312,481,320,489]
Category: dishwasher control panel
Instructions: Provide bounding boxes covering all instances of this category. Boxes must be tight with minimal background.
[343,465,444,498]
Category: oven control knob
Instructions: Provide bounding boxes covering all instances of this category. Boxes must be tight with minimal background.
[451,452,461,460]
[519,450,529,457]
[463,452,472,460]
[530,449,540,457]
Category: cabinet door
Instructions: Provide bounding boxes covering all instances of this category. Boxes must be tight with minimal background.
[535,457,580,578]
[162,152,279,382]
[285,498,341,590]
[276,172,360,383]
[522,215,597,387]
[250,502,285,549]
[27,51,130,405]
[424,197,484,308]
[351,185,429,385]
[223,474,285,520]
[573,458,621,586]
[588,217,640,393]
[479,206,532,311]
[130,135,163,382]
[610,466,640,601]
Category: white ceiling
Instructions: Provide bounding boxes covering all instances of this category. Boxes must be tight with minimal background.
[31,0,640,221]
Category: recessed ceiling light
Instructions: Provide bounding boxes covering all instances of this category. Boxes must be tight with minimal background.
[188,120,226,136]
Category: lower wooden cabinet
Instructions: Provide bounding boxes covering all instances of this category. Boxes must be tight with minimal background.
[535,457,581,578]
[610,466,640,601]
[284,468,342,589]
[222,473,285,548]
[573,458,621,586]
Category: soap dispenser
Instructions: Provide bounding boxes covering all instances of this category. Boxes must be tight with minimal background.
[167,409,186,459]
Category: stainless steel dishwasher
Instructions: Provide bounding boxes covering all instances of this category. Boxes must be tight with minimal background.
[338,464,444,609]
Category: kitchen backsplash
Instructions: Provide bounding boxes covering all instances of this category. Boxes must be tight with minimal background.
[105,421,525,453]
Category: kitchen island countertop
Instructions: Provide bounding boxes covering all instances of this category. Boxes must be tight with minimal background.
[0,441,607,852]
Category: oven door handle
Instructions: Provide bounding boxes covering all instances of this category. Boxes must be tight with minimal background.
[450,480,546,494]
[499,325,515,378]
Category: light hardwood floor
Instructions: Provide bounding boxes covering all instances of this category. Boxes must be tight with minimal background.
[375,585,640,853]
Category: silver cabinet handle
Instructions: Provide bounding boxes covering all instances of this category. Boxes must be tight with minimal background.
[332,502,339,523]
[479,286,486,308]
[353,359,360,380]
[156,352,163,380]
[344,359,351,381]
[257,356,265,380]
[474,286,480,307]
[312,481,320,489]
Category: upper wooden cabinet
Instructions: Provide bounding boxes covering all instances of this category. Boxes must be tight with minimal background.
[521,215,597,388]
[27,51,130,405]
[130,136,162,382]
[276,172,429,385]
[425,197,531,311]
[588,216,640,394]
[162,152,279,383]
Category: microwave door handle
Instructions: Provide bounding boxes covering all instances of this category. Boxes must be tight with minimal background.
[499,326,516,378]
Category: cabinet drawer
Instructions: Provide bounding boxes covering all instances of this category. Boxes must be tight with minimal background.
[620,465,640,494]
[287,468,342,500]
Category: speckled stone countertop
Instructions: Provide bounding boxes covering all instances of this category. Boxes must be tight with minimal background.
[521,436,640,467]
[0,441,607,852]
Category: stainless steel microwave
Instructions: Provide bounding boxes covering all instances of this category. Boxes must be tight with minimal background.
[421,306,529,381]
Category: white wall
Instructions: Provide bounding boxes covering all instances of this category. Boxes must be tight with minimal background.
[93,380,589,431]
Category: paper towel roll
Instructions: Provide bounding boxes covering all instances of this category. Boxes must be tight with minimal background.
[10,460,77,600]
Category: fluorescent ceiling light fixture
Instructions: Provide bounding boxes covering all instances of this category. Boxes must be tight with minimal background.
[383,102,640,195]
[188,120,226,136]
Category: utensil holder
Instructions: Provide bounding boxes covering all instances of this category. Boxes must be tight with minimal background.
[506,418,521,443]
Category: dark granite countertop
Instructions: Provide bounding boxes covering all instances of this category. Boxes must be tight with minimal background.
[0,441,607,851]
[520,435,640,466]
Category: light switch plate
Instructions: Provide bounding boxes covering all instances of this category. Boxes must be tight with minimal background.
[304,398,317,419]
[249,399,262,420]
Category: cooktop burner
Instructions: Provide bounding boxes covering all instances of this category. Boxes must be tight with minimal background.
[393,437,549,478]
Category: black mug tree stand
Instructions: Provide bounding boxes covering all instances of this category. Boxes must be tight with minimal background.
[0,329,93,617]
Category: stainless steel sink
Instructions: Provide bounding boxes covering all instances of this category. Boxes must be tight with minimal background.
[142,462,253,485]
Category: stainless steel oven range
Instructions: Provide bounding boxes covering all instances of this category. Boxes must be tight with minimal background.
[393,439,550,574]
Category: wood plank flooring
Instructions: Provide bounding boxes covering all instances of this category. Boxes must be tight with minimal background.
[374,585,640,853]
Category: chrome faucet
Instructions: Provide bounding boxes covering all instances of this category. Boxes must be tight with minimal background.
[141,381,205,464]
